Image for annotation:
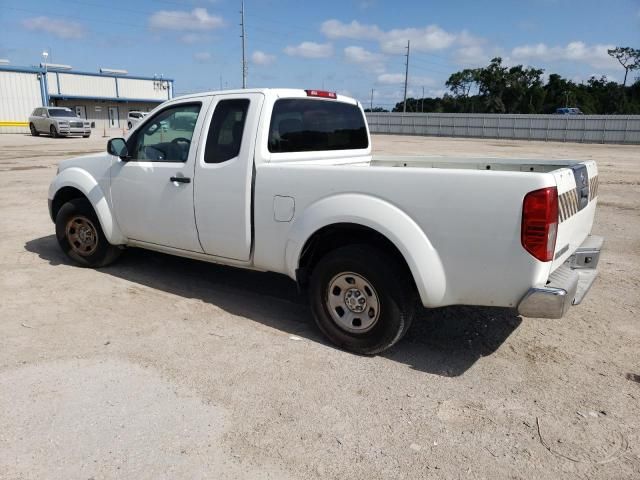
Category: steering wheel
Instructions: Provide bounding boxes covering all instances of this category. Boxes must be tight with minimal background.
[171,137,191,145]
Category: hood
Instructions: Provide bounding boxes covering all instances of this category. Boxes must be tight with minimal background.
[57,151,111,173]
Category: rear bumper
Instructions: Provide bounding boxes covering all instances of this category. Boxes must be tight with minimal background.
[517,235,603,319]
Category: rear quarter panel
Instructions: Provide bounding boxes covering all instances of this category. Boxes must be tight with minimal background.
[254,163,556,308]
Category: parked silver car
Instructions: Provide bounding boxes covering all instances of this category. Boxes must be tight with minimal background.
[127,111,147,130]
[29,107,91,138]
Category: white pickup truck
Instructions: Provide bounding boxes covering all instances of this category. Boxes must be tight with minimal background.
[48,88,603,354]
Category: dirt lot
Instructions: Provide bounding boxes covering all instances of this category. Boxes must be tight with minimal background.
[1,133,639,479]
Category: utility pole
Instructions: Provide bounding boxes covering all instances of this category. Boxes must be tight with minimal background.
[240,0,247,88]
[403,40,410,113]
[370,88,374,111]
[421,86,424,113]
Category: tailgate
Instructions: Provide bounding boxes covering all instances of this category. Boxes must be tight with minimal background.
[550,160,599,271]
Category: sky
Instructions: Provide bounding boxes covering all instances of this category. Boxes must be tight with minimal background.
[1,0,639,109]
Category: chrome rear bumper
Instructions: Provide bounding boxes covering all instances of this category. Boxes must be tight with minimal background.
[517,235,603,319]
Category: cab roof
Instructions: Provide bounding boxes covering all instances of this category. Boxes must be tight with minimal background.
[173,88,359,106]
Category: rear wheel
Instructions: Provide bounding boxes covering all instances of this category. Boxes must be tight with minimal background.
[309,245,416,354]
[50,125,58,138]
[55,198,121,268]
[29,123,39,136]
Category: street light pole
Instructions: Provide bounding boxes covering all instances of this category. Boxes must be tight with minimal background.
[240,0,247,88]
[403,40,410,113]
[42,51,49,106]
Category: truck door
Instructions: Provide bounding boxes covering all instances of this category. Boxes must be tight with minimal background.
[110,99,209,252]
[194,93,264,261]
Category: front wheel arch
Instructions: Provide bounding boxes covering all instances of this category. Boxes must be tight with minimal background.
[55,198,121,267]
[51,186,87,223]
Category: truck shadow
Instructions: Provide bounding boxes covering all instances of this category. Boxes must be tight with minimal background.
[25,235,521,377]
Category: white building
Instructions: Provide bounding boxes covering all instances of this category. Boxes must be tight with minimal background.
[0,64,174,134]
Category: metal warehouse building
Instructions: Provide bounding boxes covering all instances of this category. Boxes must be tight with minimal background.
[0,64,174,134]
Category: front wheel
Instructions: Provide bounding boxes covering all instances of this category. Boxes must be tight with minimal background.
[309,245,416,355]
[55,198,121,267]
[127,121,132,129]
[50,125,58,138]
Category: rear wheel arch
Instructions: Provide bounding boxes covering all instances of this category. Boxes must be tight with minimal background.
[285,194,448,307]
[298,223,417,294]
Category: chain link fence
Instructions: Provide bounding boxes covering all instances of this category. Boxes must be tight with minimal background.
[365,113,640,144]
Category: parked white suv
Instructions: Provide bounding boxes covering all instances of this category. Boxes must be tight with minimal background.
[48,88,603,354]
[29,107,91,138]
[127,111,147,130]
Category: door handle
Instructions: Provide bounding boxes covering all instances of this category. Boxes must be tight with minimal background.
[170,176,191,184]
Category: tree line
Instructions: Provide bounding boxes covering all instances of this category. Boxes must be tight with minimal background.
[370,47,640,114]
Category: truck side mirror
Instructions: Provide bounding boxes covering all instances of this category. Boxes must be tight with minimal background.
[107,138,130,160]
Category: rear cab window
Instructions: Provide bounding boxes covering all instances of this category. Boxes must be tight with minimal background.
[268,99,368,153]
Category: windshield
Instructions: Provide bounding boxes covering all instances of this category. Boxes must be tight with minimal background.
[48,109,78,118]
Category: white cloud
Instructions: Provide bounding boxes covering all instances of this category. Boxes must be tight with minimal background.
[377,73,406,84]
[321,19,382,40]
[193,52,212,63]
[344,46,385,73]
[381,25,457,53]
[511,41,616,69]
[284,42,333,58]
[149,8,223,31]
[454,45,488,67]
[22,17,85,39]
[344,45,382,63]
[180,33,201,44]
[252,50,276,66]
[321,19,472,54]
[377,73,435,87]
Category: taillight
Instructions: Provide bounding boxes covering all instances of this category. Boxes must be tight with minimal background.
[305,89,337,99]
[521,187,558,262]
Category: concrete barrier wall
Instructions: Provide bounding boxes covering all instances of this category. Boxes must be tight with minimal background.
[366,113,640,144]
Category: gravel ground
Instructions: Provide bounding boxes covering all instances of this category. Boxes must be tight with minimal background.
[0,133,638,479]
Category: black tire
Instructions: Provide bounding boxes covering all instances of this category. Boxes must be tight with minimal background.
[55,198,122,268]
[29,123,40,136]
[50,125,58,138]
[127,121,132,130]
[309,245,416,355]
[83,134,91,138]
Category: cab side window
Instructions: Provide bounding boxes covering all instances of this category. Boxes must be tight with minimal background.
[128,103,201,162]
[204,99,250,164]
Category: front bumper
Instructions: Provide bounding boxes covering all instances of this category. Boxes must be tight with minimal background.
[58,127,91,136]
[517,235,603,319]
